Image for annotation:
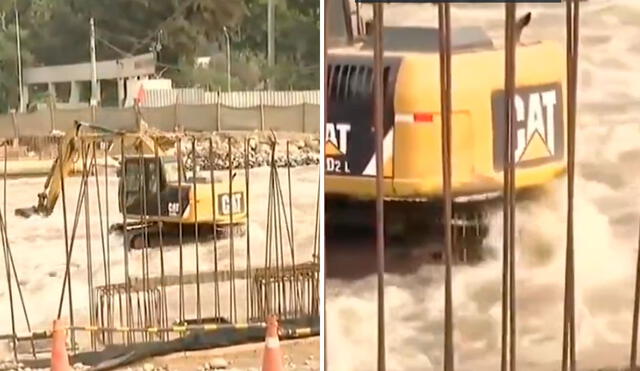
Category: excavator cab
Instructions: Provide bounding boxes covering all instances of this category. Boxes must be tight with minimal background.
[117,155,180,216]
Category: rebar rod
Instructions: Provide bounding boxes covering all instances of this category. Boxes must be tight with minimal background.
[438,4,454,370]
[153,138,168,340]
[138,139,152,341]
[208,137,221,319]
[562,1,579,370]
[120,135,133,344]
[55,135,76,350]
[372,3,386,370]
[244,138,253,321]
[192,138,202,322]
[177,137,185,323]
[228,136,238,322]
[1,142,17,360]
[81,140,96,349]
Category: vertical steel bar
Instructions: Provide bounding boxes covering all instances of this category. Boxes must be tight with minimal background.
[104,140,113,344]
[562,1,579,370]
[313,173,320,262]
[2,142,5,251]
[153,138,168,340]
[92,141,108,343]
[507,5,518,371]
[314,172,320,316]
[2,209,36,358]
[323,0,329,366]
[265,143,276,317]
[1,142,16,360]
[501,4,516,371]
[273,148,295,316]
[208,137,221,319]
[286,140,298,314]
[437,4,454,370]
[273,158,285,317]
[137,138,150,342]
[228,136,237,321]
[632,219,640,368]
[118,290,124,344]
[501,4,514,371]
[55,135,76,349]
[192,137,202,322]
[145,194,152,334]
[177,136,185,323]
[120,135,132,344]
[244,138,252,321]
[82,139,96,349]
[372,3,386,370]
[570,2,579,368]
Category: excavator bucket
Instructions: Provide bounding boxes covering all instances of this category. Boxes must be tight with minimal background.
[14,206,39,218]
[15,206,38,219]
[15,192,49,218]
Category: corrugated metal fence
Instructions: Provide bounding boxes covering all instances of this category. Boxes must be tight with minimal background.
[0,90,320,138]
[143,89,320,108]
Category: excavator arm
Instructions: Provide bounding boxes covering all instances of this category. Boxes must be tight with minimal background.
[15,119,174,219]
[14,121,107,218]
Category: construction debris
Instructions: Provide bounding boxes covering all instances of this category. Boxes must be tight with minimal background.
[184,133,319,171]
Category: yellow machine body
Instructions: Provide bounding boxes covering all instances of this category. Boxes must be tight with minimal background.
[325,40,567,201]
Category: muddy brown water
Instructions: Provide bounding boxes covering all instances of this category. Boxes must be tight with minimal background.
[326,1,640,370]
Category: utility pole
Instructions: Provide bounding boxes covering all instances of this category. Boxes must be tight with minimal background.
[267,0,275,90]
[89,17,99,106]
[223,26,231,92]
[14,3,23,112]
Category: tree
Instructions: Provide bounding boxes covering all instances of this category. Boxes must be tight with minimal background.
[17,0,246,67]
[233,0,319,89]
[0,7,33,112]
[0,0,319,111]
[173,50,267,91]
[80,0,246,66]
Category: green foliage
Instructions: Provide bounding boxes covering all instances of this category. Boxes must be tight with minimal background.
[173,51,267,91]
[0,24,33,111]
[235,0,319,89]
[0,0,319,113]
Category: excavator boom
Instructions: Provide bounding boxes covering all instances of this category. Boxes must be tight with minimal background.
[14,120,171,218]
[15,122,96,218]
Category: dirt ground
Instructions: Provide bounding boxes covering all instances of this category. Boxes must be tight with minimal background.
[124,337,320,371]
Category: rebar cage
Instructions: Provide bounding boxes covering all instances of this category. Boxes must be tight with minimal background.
[0,127,320,361]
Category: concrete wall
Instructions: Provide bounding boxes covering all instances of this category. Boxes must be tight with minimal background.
[0,102,320,138]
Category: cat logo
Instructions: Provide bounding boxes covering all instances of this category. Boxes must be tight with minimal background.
[492,83,564,170]
[325,122,350,156]
[514,89,557,163]
[325,122,352,174]
[218,192,244,215]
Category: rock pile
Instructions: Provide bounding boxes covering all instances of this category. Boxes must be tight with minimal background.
[182,132,320,171]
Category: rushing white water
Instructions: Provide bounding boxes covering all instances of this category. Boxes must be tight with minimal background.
[0,165,319,357]
[326,1,640,370]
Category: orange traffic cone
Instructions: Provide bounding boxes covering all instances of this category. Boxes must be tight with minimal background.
[261,315,284,371]
[51,318,71,371]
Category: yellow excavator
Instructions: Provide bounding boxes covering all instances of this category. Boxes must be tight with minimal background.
[15,121,248,250]
[325,0,567,258]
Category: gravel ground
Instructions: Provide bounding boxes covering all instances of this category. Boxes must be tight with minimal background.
[0,337,320,371]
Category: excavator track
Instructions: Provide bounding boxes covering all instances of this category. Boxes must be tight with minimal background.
[110,222,248,251]
[325,196,492,264]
